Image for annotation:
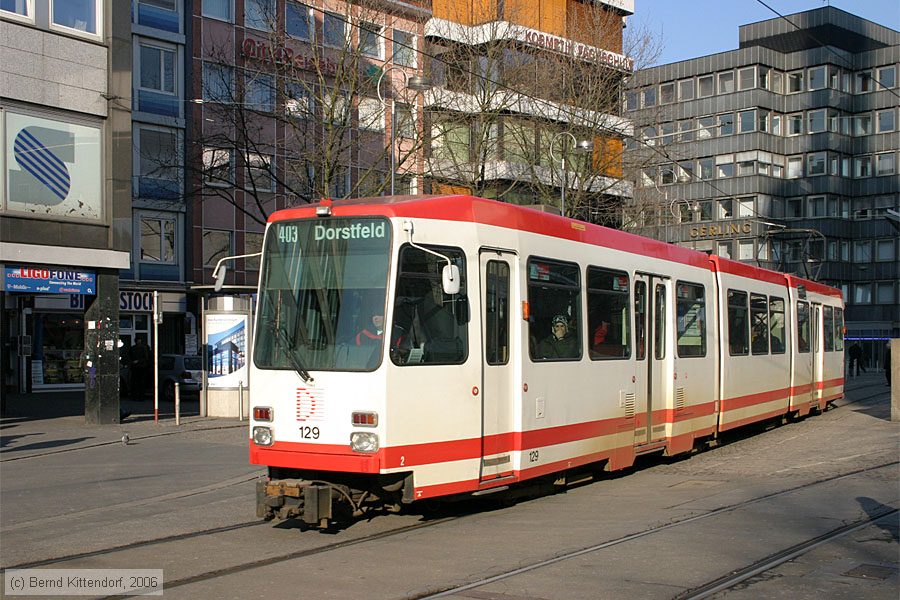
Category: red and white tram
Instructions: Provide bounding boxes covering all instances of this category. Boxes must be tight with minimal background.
[241,195,844,525]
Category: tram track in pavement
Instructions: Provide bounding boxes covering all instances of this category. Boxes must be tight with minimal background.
[415,460,897,600]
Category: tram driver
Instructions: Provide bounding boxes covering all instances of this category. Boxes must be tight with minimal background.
[537,315,579,359]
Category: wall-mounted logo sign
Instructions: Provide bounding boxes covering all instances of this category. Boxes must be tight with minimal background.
[4,112,102,220]
[1,266,96,295]
[241,38,337,77]
[689,221,753,239]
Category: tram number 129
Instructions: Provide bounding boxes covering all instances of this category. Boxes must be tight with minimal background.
[299,426,320,439]
[528,450,539,462]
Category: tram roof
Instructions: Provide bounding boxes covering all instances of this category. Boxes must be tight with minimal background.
[270,195,841,299]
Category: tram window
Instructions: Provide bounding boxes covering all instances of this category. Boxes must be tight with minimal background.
[823,306,834,351]
[727,290,749,355]
[676,281,706,357]
[769,297,786,354]
[391,244,468,366]
[587,267,630,360]
[527,257,581,361]
[750,293,769,355]
[654,283,666,360]
[635,280,647,360]
[485,260,510,365]
[834,307,844,351]
[797,301,810,353]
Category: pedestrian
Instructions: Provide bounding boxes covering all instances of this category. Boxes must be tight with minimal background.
[848,342,862,376]
[885,342,891,387]
[129,337,151,400]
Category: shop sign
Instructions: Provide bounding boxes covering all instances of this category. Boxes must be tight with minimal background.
[520,29,634,71]
[1,266,95,295]
[689,221,753,239]
[241,38,337,76]
[120,291,155,312]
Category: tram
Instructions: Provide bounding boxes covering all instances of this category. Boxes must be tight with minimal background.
[230,195,844,526]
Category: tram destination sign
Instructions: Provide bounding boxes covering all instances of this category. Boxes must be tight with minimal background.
[1,266,96,295]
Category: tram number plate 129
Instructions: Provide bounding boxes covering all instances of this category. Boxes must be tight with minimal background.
[299,426,320,439]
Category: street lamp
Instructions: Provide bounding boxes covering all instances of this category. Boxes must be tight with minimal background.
[548,132,593,218]
[375,67,432,196]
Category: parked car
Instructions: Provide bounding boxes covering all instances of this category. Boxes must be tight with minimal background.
[158,354,203,401]
[118,353,202,401]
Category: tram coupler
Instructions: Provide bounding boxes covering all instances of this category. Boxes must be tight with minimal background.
[256,479,338,527]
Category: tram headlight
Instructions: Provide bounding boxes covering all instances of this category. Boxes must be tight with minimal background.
[253,426,273,446]
[350,432,379,453]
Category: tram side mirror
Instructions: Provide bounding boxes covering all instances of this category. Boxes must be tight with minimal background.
[214,265,228,292]
[442,264,460,295]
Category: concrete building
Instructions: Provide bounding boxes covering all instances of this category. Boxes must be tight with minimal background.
[1,0,132,421]
[424,0,634,222]
[625,6,899,365]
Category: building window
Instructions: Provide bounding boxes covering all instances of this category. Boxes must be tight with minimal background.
[787,71,803,93]
[393,30,415,67]
[787,114,803,136]
[140,217,176,263]
[323,11,346,47]
[876,239,895,261]
[625,92,638,111]
[716,155,734,178]
[138,127,179,182]
[807,152,826,176]
[854,114,872,136]
[737,158,754,177]
[678,79,695,101]
[284,82,313,118]
[807,195,826,217]
[738,67,756,90]
[876,109,896,133]
[358,97,384,131]
[737,197,754,217]
[876,65,896,88]
[698,158,714,181]
[245,0,274,30]
[245,73,275,112]
[877,283,895,304]
[358,20,382,57]
[807,109,826,133]
[807,66,826,90]
[738,109,755,133]
[717,198,734,220]
[698,75,714,97]
[853,284,872,304]
[854,156,872,178]
[2,0,33,19]
[678,119,694,142]
[245,232,263,270]
[203,230,233,267]
[285,1,311,39]
[717,240,732,259]
[394,103,415,138]
[698,116,715,139]
[139,43,176,94]
[202,63,233,103]
[876,153,896,176]
[51,0,99,35]
[659,82,675,104]
[787,156,803,179]
[203,0,232,21]
[718,71,734,94]
[786,197,803,218]
[660,164,676,185]
[855,71,873,93]
[718,113,734,136]
[697,200,713,222]
[202,147,233,186]
[642,87,657,108]
[771,114,782,136]
[853,240,872,263]
[245,153,274,192]
[771,71,784,94]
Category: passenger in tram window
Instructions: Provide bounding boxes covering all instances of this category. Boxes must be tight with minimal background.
[355,313,384,347]
[771,332,784,354]
[593,320,610,346]
[537,315,578,359]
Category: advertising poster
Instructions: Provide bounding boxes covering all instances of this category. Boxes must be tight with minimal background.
[205,313,248,389]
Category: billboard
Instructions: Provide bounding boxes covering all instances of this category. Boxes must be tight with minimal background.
[205,313,248,389]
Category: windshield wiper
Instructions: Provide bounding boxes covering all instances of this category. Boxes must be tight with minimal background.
[271,321,315,385]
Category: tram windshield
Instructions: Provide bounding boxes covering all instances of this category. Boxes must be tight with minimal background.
[255,218,391,372]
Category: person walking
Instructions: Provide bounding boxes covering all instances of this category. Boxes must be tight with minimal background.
[129,337,152,401]
[848,342,862,376]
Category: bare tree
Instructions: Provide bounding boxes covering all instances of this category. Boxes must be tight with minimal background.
[424,3,662,224]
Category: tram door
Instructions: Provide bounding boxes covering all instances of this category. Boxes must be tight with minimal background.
[811,304,822,404]
[633,274,671,446]
[479,250,517,481]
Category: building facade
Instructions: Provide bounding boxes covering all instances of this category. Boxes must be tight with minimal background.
[625,7,899,364]
[1,0,132,420]
[424,0,634,222]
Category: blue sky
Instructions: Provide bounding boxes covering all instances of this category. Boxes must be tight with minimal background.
[630,0,900,66]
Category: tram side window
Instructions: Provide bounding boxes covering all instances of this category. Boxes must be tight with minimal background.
[797,301,810,353]
[587,267,630,360]
[750,293,769,355]
[834,307,844,351]
[823,306,834,351]
[676,281,706,358]
[390,244,468,366]
[769,297,786,354]
[728,290,749,355]
[528,258,581,361]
